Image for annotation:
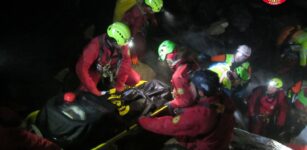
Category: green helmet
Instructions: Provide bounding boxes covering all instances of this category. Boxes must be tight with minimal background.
[107,22,131,46]
[144,0,163,13]
[158,40,176,61]
[269,78,283,89]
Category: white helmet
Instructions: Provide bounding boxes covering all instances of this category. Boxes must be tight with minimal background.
[237,45,251,57]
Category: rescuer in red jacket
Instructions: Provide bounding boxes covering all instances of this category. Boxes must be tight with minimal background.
[76,22,141,96]
[247,77,288,137]
[139,70,235,150]
[157,40,200,108]
[120,0,163,64]
[0,107,61,150]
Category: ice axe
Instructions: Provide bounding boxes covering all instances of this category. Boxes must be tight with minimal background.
[91,105,168,150]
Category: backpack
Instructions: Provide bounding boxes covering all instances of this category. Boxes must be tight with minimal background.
[36,91,124,149]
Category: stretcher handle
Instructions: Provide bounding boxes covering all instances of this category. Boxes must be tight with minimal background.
[91,105,168,150]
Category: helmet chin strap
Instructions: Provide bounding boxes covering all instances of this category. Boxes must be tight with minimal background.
[105,36,116,53]
[171,59,181,67]
[266,92,277,99]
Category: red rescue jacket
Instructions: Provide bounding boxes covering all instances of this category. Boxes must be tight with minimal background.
[247,86,288,127]
[169,62,195,108]
[139,94,235,150]
[76,34,140,96]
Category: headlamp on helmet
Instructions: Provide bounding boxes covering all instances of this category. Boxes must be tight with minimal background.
[128,37,134,48]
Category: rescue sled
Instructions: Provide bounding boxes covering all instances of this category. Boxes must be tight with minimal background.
[23,80,172,150]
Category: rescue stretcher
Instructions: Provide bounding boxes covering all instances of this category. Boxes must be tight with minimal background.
[24,109,294,150]
[23,106,168,150]
[22,80,172,150]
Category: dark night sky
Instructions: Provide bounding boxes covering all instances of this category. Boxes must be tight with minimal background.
[0,0,115,109]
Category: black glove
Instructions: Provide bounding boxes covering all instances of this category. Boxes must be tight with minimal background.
[165,102,183,115]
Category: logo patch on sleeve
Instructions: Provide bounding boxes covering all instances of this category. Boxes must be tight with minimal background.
[177,88,184,95]
[172,115,181,124]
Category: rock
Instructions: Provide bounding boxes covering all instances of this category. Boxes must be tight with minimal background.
[206,19,229,36]
[132,61,156,81]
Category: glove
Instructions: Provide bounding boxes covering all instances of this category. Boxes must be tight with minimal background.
[165,102,183,115]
